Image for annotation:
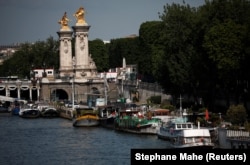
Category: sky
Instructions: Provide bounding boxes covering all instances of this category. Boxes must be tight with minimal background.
[0,0,205,45]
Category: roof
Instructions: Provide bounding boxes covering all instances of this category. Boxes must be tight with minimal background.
[0,95,16,102]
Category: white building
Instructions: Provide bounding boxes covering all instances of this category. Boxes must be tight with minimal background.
[98,64,137,82]
[33,68,54,79]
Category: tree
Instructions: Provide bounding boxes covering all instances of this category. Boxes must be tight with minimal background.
[159,3,198,95]
[203,20,246,83]
[89,39,109,72]
[226,104,248,125]
[139,21,164,82]
[197,0,250,112]
[108,37,140,69]
[0,37,59,79]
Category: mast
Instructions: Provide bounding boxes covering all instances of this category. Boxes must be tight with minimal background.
[104,72,109,105]
[121,57,126,97]
[179,94,183,116]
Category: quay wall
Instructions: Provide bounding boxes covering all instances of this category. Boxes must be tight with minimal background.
[117,81,171,103]
[217,128,250,149]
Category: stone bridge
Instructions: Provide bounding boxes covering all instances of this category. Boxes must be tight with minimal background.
[0,78,170,104]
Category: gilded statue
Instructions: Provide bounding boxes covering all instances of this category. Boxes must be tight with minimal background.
[58,12,70,30]
[74,6,86,24]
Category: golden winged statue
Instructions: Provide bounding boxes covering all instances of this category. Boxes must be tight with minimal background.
[58,12,70,30]
[74,6,86,24]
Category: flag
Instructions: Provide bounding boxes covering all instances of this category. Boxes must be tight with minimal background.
[205,109,209,121]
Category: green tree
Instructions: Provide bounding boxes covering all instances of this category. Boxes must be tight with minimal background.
[203,20,246,83]
[108,37,140,69]
[0,37,59,79]
[139,21,164,82]
[89,39,109,72]
[196,0,250,112]
[226,104,248,125]
[159,3,198,95]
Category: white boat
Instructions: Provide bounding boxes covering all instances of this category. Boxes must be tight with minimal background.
[40,107,59,117]
[19,105,40,118]
[157,117,214,149]
[58,107,74,120]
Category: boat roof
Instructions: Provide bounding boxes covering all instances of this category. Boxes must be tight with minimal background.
[171,122,194,129]
[151,109,170,112]
[180,129,211,137]
[0,95,16,102]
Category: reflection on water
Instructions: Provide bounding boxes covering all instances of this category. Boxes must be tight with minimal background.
[0,116,170,165]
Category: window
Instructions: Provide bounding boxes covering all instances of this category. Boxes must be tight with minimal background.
[47,71,53,75]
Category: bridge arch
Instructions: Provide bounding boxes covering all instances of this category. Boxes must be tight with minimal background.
[51,89,68,101]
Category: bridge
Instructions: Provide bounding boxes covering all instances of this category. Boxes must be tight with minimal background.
[0,78,170,104]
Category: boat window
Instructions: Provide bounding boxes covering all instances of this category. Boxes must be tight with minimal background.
[187,124,192,128]
[182,124,187,128]
[186,137,193,143]
[176,124,181,129]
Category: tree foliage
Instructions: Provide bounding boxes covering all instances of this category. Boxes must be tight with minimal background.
[139,21,164,82]
[203,20,247,80]
[108,37,140,69]
[0,37,59,79]
[159,3,198,94]
[226,104,248,125]
[89,39,109,72]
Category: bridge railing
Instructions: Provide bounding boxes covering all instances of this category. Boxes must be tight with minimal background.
[117,80,163,93]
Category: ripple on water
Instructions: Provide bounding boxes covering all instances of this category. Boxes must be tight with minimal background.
[0,116,170,165]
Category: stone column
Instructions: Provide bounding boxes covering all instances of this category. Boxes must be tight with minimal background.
[57,30,73,77]
[17,87,21,99]
[72,25,90,78]
[5,85,9,97]
[29,87,32,101]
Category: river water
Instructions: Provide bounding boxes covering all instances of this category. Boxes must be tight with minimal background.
[0,115,170,165]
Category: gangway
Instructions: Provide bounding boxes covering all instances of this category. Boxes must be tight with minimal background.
[0,95,16,102]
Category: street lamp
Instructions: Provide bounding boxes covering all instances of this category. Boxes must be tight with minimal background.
[72,57,76,110]
[86,79,93,107]
[71,75,75,110]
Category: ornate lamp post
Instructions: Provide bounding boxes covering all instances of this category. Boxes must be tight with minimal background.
[72,57,76,110]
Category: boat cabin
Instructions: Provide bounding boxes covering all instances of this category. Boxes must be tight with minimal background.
[75,107,96,117]
[167,122,194,130]
[150,109,172,122]
[98,105,118,118]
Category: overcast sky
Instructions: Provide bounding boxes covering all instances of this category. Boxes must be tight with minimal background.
[0,0,205,45]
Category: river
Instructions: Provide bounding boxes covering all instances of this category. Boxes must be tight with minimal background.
[0,115,170,165]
